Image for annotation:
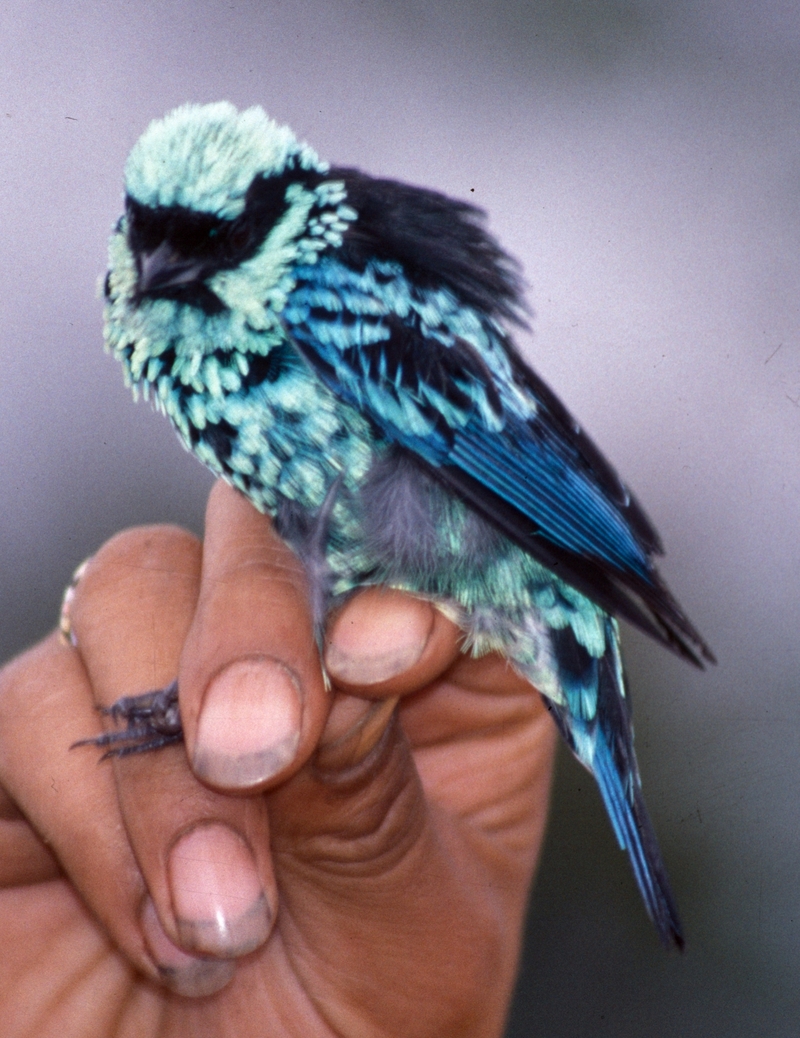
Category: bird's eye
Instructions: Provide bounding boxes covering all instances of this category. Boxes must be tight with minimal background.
[171,217,220,255]
[228,222,250,253]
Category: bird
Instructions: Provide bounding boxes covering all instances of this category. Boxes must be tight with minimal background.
[96,101,714,949]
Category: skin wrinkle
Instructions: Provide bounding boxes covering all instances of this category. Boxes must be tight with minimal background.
[273,805,513,1038]
[242,943,337,1038]
[415,743,547,843]
[0,892,83,999]
[0,786,23,820]
[276,737,426,878]
[278,814,507,1038]
[256,938,353,1038]
[465,775,552,855]
[13,922,114,1038]
[207,528,306,564]
[311,704,398,786]
[204,564,308,595]
[276,890,416,1038]
[282,923,400,1038]
[299,787,426,878]
[409,705,538,750]
[399,661,541,744]
[413,717,555,861]
[113,982,165,1038]
[0,818,61,887]
[43,948,133,1038]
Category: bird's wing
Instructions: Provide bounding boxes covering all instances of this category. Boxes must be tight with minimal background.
[283,254,712,666]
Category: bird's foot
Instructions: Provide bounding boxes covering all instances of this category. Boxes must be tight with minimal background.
[72,679,184,759]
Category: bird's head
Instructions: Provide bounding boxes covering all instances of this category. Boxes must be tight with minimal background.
[103,103,356,406]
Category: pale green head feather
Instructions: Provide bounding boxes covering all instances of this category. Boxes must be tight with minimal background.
[124,102,327,218]
[106,103,356,380]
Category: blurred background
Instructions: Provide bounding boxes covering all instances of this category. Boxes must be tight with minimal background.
[0,1,798,1033]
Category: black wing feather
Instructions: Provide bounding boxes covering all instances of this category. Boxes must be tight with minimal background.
[332,167,528,326]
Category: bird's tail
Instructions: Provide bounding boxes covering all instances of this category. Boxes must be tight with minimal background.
[591,724,684,949]
[542,618,684,949]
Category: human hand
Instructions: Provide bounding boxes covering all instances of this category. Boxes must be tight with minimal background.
[0,480,556,1038]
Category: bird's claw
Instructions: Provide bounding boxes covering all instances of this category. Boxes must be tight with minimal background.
[71,678,184,759]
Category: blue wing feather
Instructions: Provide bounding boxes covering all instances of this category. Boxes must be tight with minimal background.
[447,421,651,579]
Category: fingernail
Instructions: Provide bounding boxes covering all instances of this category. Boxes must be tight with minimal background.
[316,694,399,772]
[168,824,271,957]
[325,591,433,685]
[193,657,302,787]
[141,897,236,997]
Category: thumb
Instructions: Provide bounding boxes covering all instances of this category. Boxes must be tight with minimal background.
[268,696,493,1036]
[263,600,507,1037]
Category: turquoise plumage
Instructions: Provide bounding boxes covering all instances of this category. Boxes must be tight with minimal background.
[98,102,714,948]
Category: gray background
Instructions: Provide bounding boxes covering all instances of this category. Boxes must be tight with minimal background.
[1,1,798,1034]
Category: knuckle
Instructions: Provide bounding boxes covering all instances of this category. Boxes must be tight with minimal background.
[93,524,200,573]
[74,526,201,618]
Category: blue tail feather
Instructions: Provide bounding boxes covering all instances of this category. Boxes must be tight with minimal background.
[544,619,684,949]
[592,730,683,948]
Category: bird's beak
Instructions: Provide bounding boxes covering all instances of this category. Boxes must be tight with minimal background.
[137,240,206,295]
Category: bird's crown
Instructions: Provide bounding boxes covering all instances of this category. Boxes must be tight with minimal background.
[124,102,327,219]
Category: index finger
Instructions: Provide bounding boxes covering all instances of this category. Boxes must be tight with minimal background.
[178,481,330,791]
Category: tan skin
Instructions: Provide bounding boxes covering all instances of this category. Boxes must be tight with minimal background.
[0,481,557,1038]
